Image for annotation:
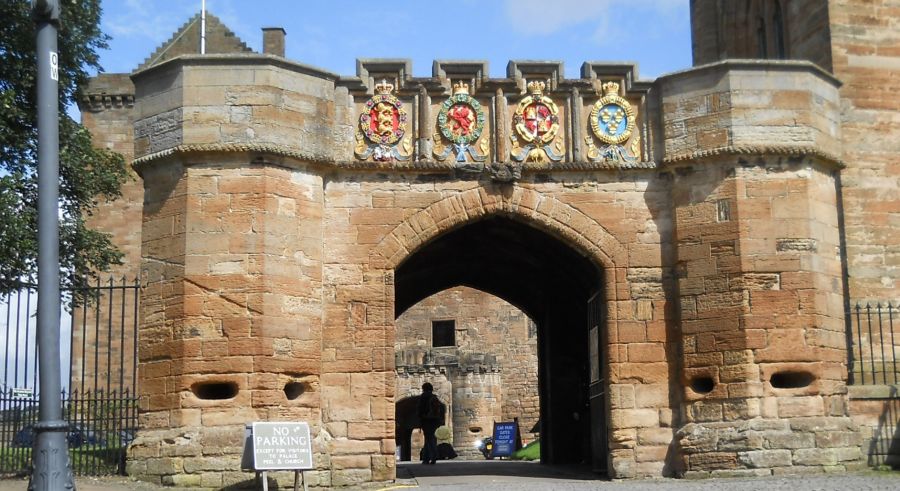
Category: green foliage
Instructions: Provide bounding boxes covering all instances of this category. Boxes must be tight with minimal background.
[0,0,128,294]
[511,439,540,461]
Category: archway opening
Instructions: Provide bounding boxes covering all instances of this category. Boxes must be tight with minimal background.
[394,215,607,469]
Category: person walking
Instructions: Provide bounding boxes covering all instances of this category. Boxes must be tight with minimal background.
[417,382,444,465]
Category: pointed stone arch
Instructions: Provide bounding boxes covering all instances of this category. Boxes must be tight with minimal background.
[378,185,626,469]
[371,186,627,273]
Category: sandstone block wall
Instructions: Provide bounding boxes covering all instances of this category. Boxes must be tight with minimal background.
[688,1,900,467]
[689,0,900,303]
[130,160,327,488]
[320,170,671,479]
[395,286,540,456]
[690,0,832,69]
[669,160,860,477]
[133,58,344,162]
[658,61,842,162]
[656,57,861,476]
[75,74,141,392]
[829,0,900,302]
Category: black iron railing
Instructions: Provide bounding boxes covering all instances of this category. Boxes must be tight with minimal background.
[68,278,140,397]
[0,278,139,476]
[848,302,899,386]
[0,388,138,476]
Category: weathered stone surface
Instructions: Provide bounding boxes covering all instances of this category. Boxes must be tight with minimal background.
[76,4,894,485]
[738,449,792,468]
[677,423,718,454]
[160,473,202,487]
[764,431,815,450]
[710,468,773,478]
[793,448,838,466]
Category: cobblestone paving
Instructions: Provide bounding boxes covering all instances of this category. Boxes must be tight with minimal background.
[404,474,900,491]
[397,461,900,491]
[1,464,898,490]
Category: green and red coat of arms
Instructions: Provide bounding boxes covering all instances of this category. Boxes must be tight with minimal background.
[434,82,488,163]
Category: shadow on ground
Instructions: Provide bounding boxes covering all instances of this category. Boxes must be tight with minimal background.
[397,460,605,481]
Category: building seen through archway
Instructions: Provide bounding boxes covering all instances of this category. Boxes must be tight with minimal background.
[394,285,540,461]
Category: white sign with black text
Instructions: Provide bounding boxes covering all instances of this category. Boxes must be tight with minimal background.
[250,422,313,470]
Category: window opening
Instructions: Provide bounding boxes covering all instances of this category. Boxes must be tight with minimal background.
[432,320,456,347]
[756,17,768,58]
[773,1,786,59]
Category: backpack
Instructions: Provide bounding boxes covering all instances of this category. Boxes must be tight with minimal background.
[424,394,445,420]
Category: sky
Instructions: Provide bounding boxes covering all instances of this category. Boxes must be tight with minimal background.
[1,289,74,393]
[97,0,693,80]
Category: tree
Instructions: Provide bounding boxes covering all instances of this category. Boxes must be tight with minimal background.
[0,1,128,295]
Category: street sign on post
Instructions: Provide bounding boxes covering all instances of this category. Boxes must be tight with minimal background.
[252,422,314,470]
[241,422,314,491]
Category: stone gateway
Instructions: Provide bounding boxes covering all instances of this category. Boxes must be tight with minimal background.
[78,1,899,488]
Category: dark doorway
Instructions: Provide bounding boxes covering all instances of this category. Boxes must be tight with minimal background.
[395,215,606,469]
[395,396,420,462]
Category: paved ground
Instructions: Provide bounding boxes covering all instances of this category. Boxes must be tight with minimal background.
[395,461,900,490]
[0,475,161,491]
[1,462,898,490]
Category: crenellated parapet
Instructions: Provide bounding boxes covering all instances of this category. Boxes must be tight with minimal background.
[129,55,843,185]
[79,73,136,112]
[129,56,659,179]
[336,59,651,173]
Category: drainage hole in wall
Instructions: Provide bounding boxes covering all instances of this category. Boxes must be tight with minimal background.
[284,382,306,400]
[469,427,482,434]
[191,381,238,400]
[690,376,715,394]
[770,371,815,389]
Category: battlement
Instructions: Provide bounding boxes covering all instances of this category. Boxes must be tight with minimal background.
[127,55,841,180]
[78,73,135,111]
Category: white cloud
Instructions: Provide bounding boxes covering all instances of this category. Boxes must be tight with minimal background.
[103,0,196,41]
[103,0,250,44]
[504,0,683,35]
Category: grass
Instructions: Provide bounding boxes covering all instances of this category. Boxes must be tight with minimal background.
[0,448,31,475]
[0,445,125,476]
[511,439,540,461]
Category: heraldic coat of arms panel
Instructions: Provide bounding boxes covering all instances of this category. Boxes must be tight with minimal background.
[347,60,647,170]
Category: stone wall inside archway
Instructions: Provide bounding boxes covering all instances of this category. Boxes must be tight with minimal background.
[395,286,540,459]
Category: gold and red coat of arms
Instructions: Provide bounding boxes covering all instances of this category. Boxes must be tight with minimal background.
[511,80,564,164]
[354,80,412,162]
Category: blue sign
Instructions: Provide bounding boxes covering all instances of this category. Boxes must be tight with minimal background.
[491,421,519,458]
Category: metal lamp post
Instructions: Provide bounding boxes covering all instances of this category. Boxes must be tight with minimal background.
[30,0,75,489]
